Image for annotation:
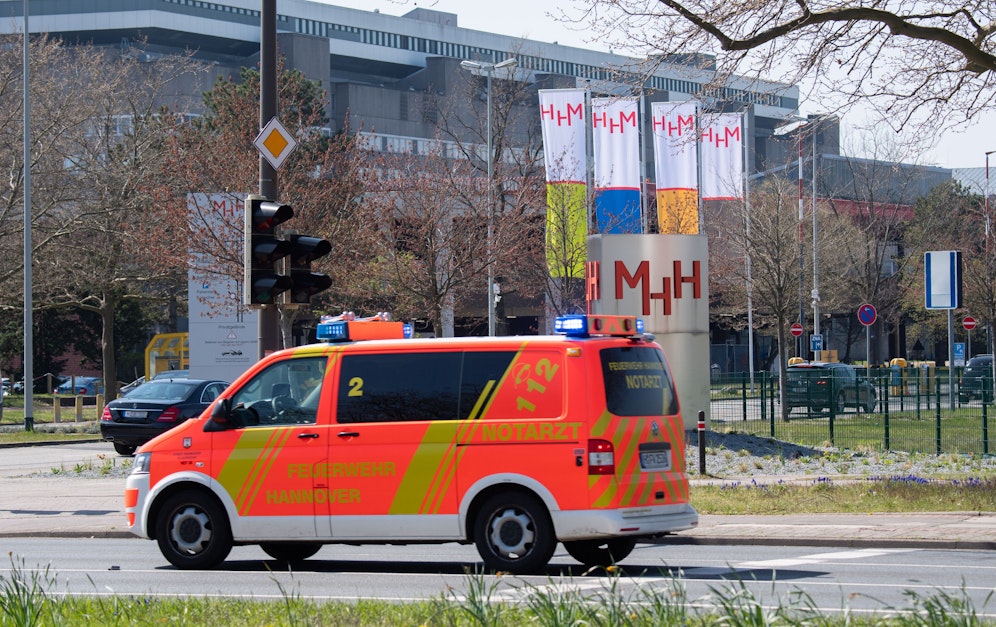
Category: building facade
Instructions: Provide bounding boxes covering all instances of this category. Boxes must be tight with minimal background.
[3,1,964,361]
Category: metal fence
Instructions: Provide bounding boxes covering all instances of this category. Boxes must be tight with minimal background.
[708,367,993,455]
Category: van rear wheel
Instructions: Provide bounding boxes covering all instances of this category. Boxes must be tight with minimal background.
[563,537,638,568]
[260,542,322,562]
[156,490,232,570]
[474,492,556,575]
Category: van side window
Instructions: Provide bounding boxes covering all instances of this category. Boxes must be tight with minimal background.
[459,351,519,419]
[600,346,678,417]
[337,350,521,423]
[337,352,462,423]
[230,356,327,426]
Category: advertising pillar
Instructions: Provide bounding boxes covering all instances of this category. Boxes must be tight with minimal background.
[587,234,710,430]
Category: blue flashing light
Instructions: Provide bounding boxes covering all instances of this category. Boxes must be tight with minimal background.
[554,314,644,338]
[554,315,588,336]
[403,323,414,338]
[316,321,349,342]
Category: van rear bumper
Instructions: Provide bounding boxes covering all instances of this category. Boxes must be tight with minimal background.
[552,503,698,540]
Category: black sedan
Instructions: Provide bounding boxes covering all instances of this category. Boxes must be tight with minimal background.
[100,379,229,455]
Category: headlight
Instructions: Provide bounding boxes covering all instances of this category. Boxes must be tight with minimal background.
[131,452,151,474]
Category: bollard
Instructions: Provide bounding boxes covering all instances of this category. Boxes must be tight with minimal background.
[75,395,83,422]
[697,410,706,475]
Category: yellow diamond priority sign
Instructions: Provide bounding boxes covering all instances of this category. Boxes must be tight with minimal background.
[254,116,298,170]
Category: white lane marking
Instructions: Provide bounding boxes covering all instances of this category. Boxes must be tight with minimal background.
[737,548,918,569]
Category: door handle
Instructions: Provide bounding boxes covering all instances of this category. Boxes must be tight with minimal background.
[337,431,360,438]
[297,432,319,439]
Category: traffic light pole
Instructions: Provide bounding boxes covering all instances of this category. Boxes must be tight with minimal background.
[258,0,279,358]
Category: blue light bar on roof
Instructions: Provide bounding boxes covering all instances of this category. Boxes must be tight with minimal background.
[315,318,414,342]
[554,315,644,337]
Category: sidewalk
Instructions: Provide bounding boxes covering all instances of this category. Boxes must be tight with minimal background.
[1,475,994,549]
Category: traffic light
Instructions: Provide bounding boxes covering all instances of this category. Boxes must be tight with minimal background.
[244,195,294,306]
[283,234,333,306]
[243,195,333,307]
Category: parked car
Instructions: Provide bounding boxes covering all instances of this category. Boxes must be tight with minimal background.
[100,378,229,456]
[119,376,145,396]
[786,362,878,413]
[55,376,104,395]
[152,369,189,380]
[959,354,993,403]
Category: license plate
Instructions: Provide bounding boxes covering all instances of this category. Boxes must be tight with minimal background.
[123,410,146,419]
[638,443,672,471]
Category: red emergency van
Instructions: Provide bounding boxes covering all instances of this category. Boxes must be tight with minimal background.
[125,314,697,574]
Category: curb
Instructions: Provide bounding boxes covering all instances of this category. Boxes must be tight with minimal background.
[0,438,103,449]
[3,530,990,551]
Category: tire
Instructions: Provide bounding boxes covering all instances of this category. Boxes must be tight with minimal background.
[113,442,137,456]
[156,490,232,570]
[834,391,847,414]
[260,542,322,562]
[563,537,637,568]
[473,491,556,575]
[862,398,877,413]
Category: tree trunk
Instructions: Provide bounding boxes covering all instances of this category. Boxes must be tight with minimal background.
[101,296,118,402]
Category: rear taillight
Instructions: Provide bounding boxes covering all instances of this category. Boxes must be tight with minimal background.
[156,406,181,423]
[100,407,112,422]
[588,439,615,475]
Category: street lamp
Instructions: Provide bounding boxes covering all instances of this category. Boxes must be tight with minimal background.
[460,57,517,337]
[774,117,821,358]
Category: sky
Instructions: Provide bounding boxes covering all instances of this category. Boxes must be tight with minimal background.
[316,0,996,171]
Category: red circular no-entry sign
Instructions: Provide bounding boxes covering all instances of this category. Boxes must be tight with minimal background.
[964,316,977,331]
[790,322,804,337]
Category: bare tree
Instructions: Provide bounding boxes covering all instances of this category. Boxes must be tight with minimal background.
[30,47,207,400]
[155,62,371,347]
[904,180,985,359]
[360,147,492,334]
[711,177,813,418]
[432,60,549,333]
[570,1,996,130]
[819,130,930,362]
[0,37,118,294]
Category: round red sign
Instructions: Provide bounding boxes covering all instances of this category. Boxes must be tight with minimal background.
[790,322,804,337]
[964,316,977,331]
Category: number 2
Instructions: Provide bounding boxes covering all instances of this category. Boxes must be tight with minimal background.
[348,377,364,397]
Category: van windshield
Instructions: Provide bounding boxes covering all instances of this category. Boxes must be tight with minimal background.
[600,346,678,416]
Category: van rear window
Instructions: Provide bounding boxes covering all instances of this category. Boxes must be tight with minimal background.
[600,346,678,416]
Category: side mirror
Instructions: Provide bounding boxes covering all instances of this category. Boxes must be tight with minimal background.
[205,398,243,431]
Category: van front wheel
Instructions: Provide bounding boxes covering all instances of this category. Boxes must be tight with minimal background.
[474,492,556,575]
[156,490,232,570]
[563,537,638,568]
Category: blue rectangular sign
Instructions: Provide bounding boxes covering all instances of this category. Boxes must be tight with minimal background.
[953,342,966,367]
[924,251,962,310]
[810,334,823,352]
